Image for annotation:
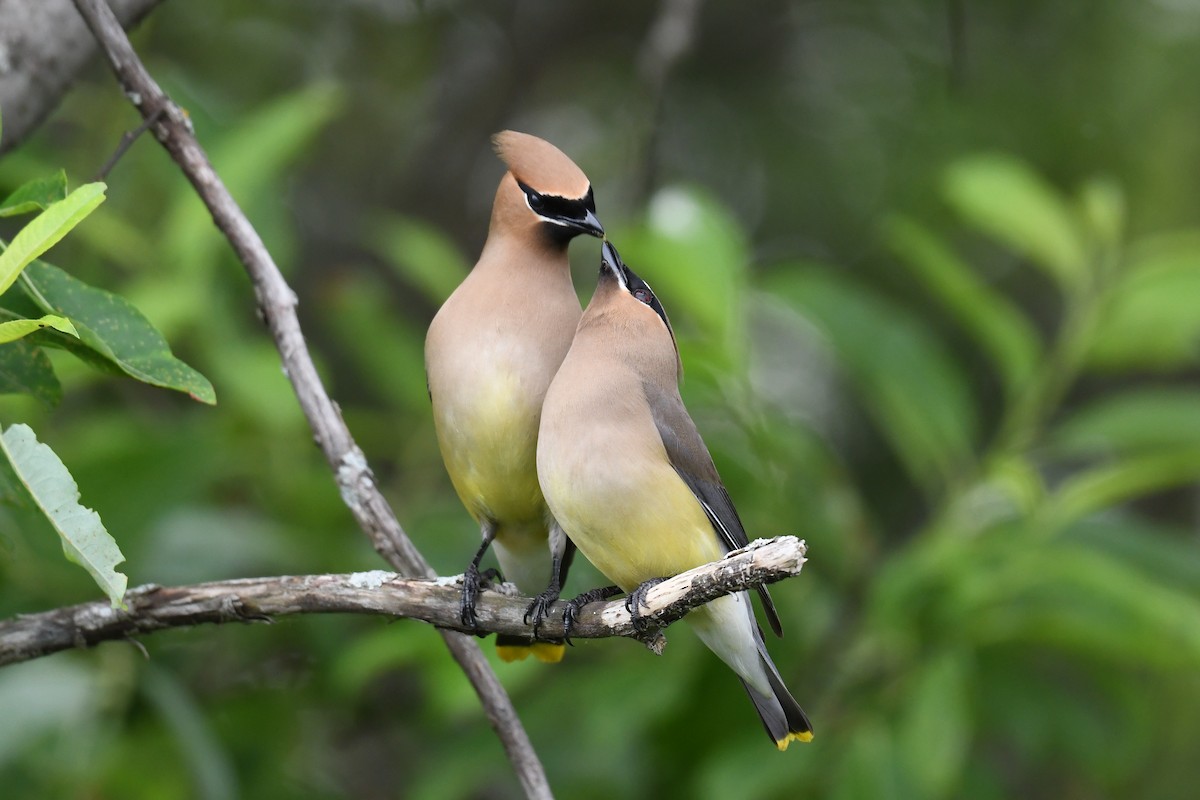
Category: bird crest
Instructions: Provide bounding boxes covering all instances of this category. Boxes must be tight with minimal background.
[493,131,591,200]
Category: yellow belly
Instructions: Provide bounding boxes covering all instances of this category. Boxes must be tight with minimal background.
[542,455,723,591]
[433,370,546,528]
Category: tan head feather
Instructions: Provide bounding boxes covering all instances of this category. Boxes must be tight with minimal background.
[492,131,591,200]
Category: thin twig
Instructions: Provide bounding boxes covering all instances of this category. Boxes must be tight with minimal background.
[92,107,165,181]
[68,0,550,796]
[0,537,808,667]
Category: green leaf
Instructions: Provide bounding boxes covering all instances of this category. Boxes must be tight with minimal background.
[1078,177,1125,253]
[0,170,69,217]
[943,154,1087,290]
[1067,515,1200,596]
[1087,232,1200,371]
[20,260,216,404]
[885,215,1042,397]
[0,314,77,344]
[324,271,430,414]
[370,214,469,305]
[162,82,344,282]
[768,268,978,494]
[898,650,973,799]
[1044,449,1200,530]
[970,543,1200,670]
[0,423,127,605]
[938,454,1045,535]
[0,182,106,296]
[1047,388,1200,458]
[0,338,61,405]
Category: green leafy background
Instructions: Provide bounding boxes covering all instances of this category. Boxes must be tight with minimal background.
[1,2,1199,798]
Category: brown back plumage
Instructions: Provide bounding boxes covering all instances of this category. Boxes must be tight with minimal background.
[493,131,591,199]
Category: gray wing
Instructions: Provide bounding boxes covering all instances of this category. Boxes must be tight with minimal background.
[644,379,784,638]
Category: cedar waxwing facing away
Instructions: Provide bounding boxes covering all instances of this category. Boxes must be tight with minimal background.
[425,131,604,663]
[537,241,814,748]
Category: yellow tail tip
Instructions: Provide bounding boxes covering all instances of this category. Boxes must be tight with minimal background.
[495,645,530,663]
[530,642,566,663]
[495,642,566,664]
[776,730,814,750]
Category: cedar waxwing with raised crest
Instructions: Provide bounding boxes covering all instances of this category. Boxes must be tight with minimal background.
[537,241,814,748]
[425,131,604,663]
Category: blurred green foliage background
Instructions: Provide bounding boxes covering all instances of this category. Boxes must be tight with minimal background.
[2,1,1200,797]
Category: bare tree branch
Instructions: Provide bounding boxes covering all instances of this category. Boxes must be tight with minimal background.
[0,0,166,155]
[66,0,549,795]
[0,537,807,668]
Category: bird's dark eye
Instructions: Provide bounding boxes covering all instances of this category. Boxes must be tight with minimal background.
[527,191,546,211]
[633,287,653,305]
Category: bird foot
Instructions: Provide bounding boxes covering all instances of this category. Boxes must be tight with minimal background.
[523,585,562,638]
[625,577,668,634]
[561,585,622,643]
[460,565,502,631]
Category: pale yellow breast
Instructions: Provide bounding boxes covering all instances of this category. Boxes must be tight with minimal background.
[538,357,724,591]
[433,366,545,525]
[426,254,580,528]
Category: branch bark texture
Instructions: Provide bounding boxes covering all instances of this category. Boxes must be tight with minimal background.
[0,537,807,668]
[67,0,548,795]
[0,0,165,155]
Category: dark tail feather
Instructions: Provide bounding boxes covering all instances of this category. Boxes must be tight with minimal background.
[741,646,813,750]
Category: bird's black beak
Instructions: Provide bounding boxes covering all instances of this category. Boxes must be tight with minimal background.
[600,240,630,289]
[601,239,622,271]
[569,208,605,239]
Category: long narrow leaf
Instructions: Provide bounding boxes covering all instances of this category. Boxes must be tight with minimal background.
[0,424,127,605]
[0,314,78,344]
[1045,449,1200,530]
[0,340,61,406]
[0,170,69,217]
[769,267,978,494]
[20,260,216,404]
[943,155,1086,291]
[1047,388,1200,458]
[886,215,1042,397]
[0,182,106,296]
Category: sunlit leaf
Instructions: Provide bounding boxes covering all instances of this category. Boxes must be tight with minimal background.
[1047,387,1200,458]
[0,314,77,344]
[885,215,1041,397]
[0,423,127,605]
[370,214,469,305]
[0,182,106,296]
[943,154,1086,290]
[0,338,61,406]
[20,260,216,404]
[768,267,978,494]
[899,650,972,799]
[0,170,69,217]
[1088,232,1200,371]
